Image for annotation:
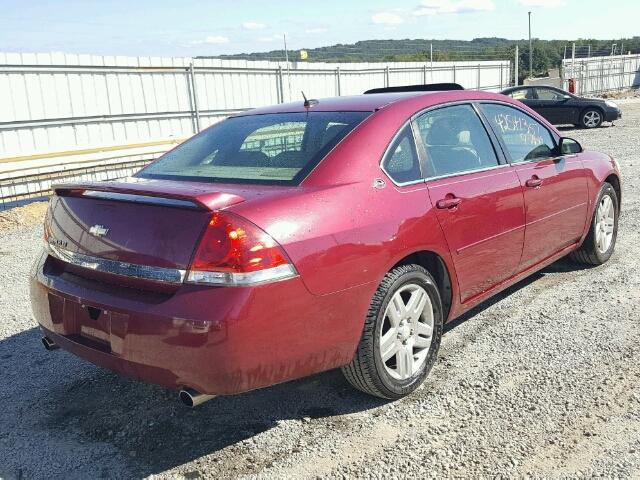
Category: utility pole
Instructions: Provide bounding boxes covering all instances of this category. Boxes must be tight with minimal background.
[430,43,433,82]
[514,45,519,86]
[528,11,533,78]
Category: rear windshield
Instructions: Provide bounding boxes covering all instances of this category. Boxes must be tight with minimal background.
[137,111,370,185]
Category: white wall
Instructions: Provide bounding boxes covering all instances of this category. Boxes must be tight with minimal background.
[0,53,511,159]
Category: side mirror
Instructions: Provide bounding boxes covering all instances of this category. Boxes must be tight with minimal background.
[560,137,583,155]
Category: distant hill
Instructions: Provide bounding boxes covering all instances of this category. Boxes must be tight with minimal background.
[215,37,640,82]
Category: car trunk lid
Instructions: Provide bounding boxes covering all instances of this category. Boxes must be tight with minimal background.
[45,178,294,287]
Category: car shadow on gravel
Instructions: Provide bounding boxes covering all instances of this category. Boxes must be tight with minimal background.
[444,258,594,333]
[556,124,616,132]
[3,260,593,477]
[1,326,386,476]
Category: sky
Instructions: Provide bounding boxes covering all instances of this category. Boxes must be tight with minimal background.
[0,0,638,58]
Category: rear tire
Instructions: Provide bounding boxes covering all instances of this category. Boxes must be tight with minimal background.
[580,108,603,128]
[341,264,443,399]
[570,182,619,265]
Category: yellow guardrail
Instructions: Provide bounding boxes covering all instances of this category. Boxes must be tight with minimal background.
[0,138,186,165]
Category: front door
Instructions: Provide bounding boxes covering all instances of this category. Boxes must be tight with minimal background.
[479,102,589,270]
[534,87,580,125]
[415,104,526,303]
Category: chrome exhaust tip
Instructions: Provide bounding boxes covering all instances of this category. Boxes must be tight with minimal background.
[41,336,59,351]
[179,388,215,407]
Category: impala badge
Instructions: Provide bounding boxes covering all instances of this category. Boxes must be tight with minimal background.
[89,224,109,237]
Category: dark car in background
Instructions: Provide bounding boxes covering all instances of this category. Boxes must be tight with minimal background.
[501,85,621,128]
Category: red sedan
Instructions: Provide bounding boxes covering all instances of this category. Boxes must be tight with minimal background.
[31,88,621,406]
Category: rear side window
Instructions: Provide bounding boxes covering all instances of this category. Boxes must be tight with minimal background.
[381,125,422,184]
[480,103,556,162]
[415,104,499,178]
[508,89,530,100]
[535,88,564,101]
[138,112,370,185]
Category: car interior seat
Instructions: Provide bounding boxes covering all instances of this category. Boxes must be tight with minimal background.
[425,118,481,177]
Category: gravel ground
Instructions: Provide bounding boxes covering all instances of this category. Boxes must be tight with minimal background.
[1,100,639,480]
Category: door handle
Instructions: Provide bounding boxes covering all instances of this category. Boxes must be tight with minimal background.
[525,176,543,188]
[436,197,462,209]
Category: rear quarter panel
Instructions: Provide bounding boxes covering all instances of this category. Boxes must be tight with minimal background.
[230,180,454,297]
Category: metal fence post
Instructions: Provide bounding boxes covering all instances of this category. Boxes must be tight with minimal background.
[477,64,481,90]
[336,66,341,96]
[453,64,456,83]
[423,64,427,84]
[583,61,589,95]
[499,64,503,89]
[277,66,284,103]
[385,66,390,87]
[188,62,201,132]
[185,66,197,134]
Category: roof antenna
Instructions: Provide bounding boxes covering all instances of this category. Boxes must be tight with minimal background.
[301,91,319,108]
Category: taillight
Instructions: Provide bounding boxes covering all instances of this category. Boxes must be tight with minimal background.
[186,212,297,286]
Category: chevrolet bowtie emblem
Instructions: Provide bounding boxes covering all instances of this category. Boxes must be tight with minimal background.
[89,224,109,237]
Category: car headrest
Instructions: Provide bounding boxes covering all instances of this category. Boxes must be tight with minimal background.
[426,118,462,146]
[322,124,346,146]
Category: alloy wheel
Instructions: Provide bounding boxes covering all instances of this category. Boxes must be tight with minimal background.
[583,110,602,128]
[379,284,434,380]
[595,194,615,254]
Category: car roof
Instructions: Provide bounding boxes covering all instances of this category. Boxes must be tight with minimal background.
[502,85,563,92]
[235,90,515,116]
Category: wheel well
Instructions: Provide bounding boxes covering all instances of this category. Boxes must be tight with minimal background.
[393,251,453,320]
[582,105,604,117]
[605,174,622,210]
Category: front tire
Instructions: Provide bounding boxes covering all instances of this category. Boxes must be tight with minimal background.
[580,108,603,128]
[341,264,443,399]
[570,182,619,265]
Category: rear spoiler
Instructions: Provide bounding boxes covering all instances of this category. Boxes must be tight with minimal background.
[364,83,464,94]
[53,182,245,211]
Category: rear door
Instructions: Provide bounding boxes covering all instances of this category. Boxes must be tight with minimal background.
[479,102,589,270]
[416,103,526,303]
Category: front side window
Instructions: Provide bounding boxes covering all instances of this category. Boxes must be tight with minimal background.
[138,111,370,185]
[480,103,556,162]
[381,125,422,184]
[415,104,499,178]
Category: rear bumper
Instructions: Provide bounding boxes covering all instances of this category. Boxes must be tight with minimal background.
[30,250,373,395]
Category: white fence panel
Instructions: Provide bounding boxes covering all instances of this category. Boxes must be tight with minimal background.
[562,54,640,95]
